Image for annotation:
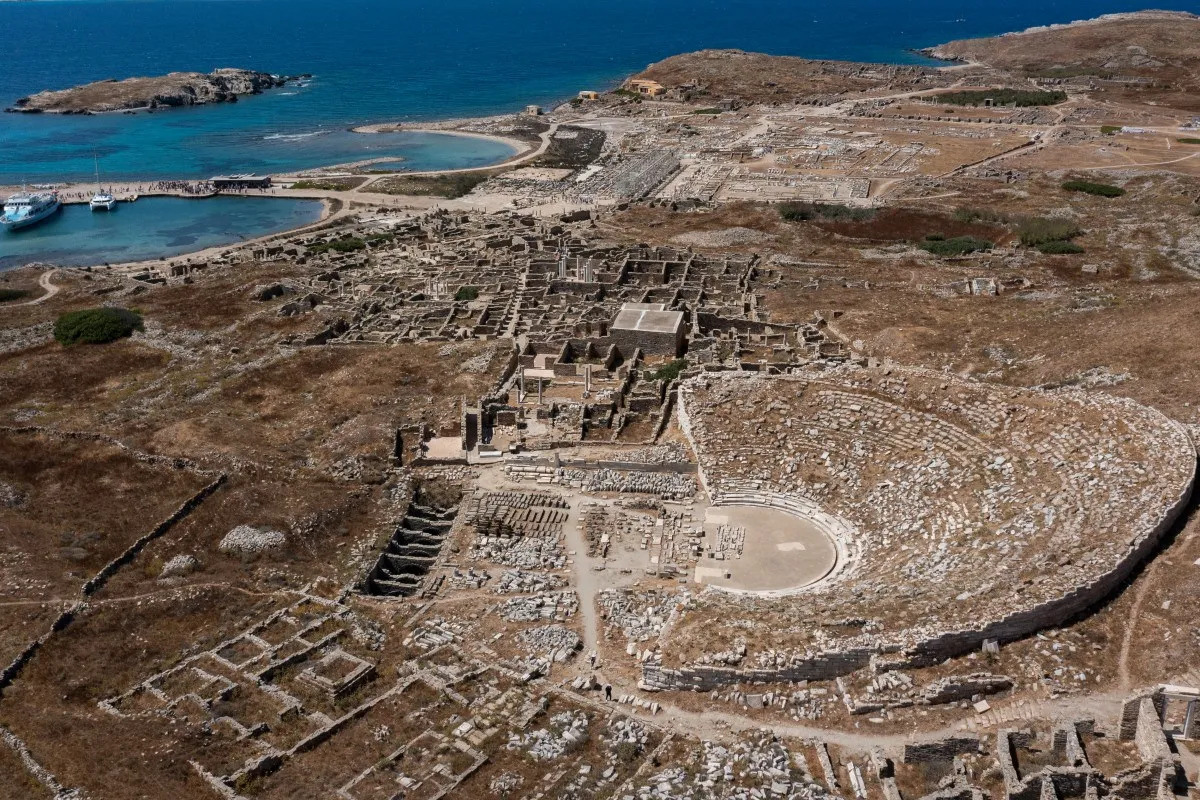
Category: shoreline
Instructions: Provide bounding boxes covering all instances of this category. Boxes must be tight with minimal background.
[352,124,534,161]
[992,8,1196,38]
[0,193,337,275]
[97,195,342,274]
[4,7,1191,274]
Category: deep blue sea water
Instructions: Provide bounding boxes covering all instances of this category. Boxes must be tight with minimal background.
[0,196,323,269]
[2,0,1198,269]
[4,0,1200,183]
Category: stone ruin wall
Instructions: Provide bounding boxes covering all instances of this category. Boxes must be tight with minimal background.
[645,372,1197,692]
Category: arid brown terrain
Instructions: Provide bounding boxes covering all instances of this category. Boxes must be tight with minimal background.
[3,11,1200,800]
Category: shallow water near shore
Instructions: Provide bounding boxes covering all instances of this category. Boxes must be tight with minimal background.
[2,0,1196,183]
[0,196,324,271]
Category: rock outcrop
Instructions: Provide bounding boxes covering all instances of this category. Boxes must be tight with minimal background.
[5,68,306,114]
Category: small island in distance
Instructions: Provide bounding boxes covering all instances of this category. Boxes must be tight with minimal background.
[4,68,309,114]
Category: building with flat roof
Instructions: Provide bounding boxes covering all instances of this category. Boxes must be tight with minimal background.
[211,174,271,189]
[611,303,685,357]
[626,79,667,98]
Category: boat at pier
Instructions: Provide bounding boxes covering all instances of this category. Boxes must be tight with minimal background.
[1,188,61,231]
[89,155,117,211]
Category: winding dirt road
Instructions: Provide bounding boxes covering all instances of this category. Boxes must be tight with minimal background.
[12,269,60,306]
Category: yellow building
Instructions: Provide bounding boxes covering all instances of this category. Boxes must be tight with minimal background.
[578,90,600,101]
[626,79,666,98]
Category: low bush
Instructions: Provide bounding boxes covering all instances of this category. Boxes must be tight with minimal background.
[309,237,367,254]
[648,359,688,383]
[1062,180,1125,198]
[289,178,360,191]
[1036,240,1085,255]
[0,288,29,303]
[952,207,1008,224]
[918,236,993,257]
[778,202,876,223]
[376,172,492,199]
[1100,125,1121,135]
[454,285,479,302]
[53,307,143,346]
[1017,217,1081,247]
[932,89,1066,107]
[1179,138,1200,145]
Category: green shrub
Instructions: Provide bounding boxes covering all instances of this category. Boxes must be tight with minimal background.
[1179,138,1200,145]
[691,108,722,115]
[309,236,367,254]
[778,202,876,223]
[648,359,688,383]
[290,178,359,191]
[1062,180,1125,198]
[918,236,994,256]
[0,288,29,303]
[952,207,1008,224]
[1100,126,1121,135]
[924,233,945,242]
[932,89,1066,107]
[454,285,479,302]
[1036,240,1085,255]
[1017,217,1082,246]
[53,307,143,346]
[375,172,492,199]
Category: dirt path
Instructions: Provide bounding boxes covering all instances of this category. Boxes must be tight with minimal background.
[12,269,60,306]
[560,495,601,656]
[1117,559,1160,691]
[1090,151,1200,171]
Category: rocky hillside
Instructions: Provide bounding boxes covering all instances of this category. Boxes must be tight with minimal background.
[925,10,1200,78]
[631,49,950,106]
[5,68,304,114]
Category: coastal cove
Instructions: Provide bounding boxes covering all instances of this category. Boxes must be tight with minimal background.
[0,196,325,271]
[4,0,1199,184]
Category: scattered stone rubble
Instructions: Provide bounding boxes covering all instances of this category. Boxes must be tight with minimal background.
[508,709,589,760]
[506,463,697,499]
[0,481,28,509]
[466,490,570,570]
[600,588,686,643]
[498,591,579,622]
[217,525,286,556]
[158,553,198,578]
[494,568,567,594]
[518,624,583,661]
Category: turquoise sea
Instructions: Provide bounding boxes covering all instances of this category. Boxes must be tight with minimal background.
[2,0,1198,268]
[0,196,324,270]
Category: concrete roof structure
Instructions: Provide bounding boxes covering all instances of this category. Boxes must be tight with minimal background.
[612,305,684,334]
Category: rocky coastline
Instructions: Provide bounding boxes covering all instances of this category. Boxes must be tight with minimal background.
[5,68,309,115]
